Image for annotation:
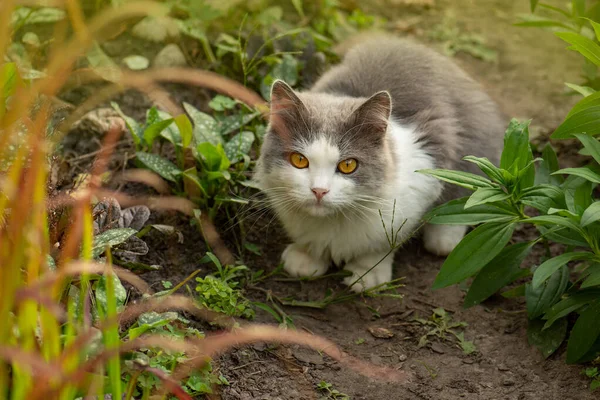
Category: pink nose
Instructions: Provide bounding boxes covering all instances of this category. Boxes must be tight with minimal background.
[311,188,329,201]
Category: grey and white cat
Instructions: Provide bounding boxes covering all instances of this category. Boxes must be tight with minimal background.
[254,36,505,292]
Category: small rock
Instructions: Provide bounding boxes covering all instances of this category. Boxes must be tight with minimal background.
[132,16,179,42]
[368,326,394,339]
[502,377,516,387]
[153,44,187,68]
[430,342,445,354]
[498,363,510,371]
[292,348,324,365]
[462,358,474,364]
[399,354,407,362]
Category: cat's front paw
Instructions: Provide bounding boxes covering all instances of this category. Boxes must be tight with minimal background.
[343,255,393,293]
[423,224,468,256]
[282,244,329,277]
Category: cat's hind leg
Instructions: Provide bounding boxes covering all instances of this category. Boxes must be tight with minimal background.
[343,251,393,292]
[282,243,329,277]
[422,224,468,256]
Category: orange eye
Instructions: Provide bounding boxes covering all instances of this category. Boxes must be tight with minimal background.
[290,152,309,169]
[337,158,358,174]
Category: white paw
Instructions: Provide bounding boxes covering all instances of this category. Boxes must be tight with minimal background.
[423,224,468,256]
[282,244,329,277]
[343,256,393,293]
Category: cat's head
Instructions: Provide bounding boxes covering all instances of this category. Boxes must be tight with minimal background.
[255,80,394,217]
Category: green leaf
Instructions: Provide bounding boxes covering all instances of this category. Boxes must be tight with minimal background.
[433,222,516,289]
[501,284,526,298]
[539,226,589,247]
[566,300,600,363]
[527,317,568,359]
[543,289,600,328]
[519,184,566,213]
[272,55,299,86]
[183,102,222,146]
[111,102,142,145]
[532,252,595,289]
[92,228,137,258]
[156,110,182,145]
[523,215,584,234]
[417,169,494,190]
[553,167,600,183]
[224,131,255,163]
[575,134,600,164]
[464,187,511,209]
[94,274,127,314]
[464,242,534,307]
[552,91,600,138]
[208,95,237,111]
[565,82,595,97]
[514,18,574,30]
[535,143,563,186]
[582,264,600,288]
[556,31,600,66]
[87,42,121,82]
[174,114,193,148]
[196,142,229,171]
[500,119,532,172]
[581,202,600,227]
[218,112,260,136]
[142,119,174,147]
[425,197,518,225]
[136,152,182,182]
[530,0,539,12]
[463,155,505,183]
[11,7,66,25]
[526,265,570,319]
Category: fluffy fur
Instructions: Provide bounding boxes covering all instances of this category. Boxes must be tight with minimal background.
[254,36,505,291]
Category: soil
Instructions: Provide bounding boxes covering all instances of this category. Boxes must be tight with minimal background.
[55,0,598,399]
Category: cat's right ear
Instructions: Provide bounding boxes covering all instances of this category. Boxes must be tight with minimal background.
[269,80,305,140]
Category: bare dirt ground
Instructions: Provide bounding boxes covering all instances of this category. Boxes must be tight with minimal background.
[58,0,597,399]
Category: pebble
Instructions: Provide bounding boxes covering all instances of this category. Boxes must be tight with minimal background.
[153,44,187,68]
[368,326,395,339]
[399,354,408,362]
[502,377,516,386]
[430,342,446,354]
[498,363,510,371]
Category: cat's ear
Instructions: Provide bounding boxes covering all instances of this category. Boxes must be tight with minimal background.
[352,91,392,135]
[269,80,306,140]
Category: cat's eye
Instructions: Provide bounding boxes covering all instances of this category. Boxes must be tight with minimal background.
[290,152,309,169]
[337,158,358,174]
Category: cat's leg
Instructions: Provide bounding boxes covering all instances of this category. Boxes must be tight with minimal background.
[282,243,329,277]
[422,224,468,256]
[343,251,394,293]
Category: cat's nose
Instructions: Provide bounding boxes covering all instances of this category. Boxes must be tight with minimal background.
[311,188,329,201]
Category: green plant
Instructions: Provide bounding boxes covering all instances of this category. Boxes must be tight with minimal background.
[582,366,600,391]
[317,380,350,400]
[415,308,476,355]
[419,118,600,363]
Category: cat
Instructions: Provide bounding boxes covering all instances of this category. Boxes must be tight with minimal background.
[254,35,505,292]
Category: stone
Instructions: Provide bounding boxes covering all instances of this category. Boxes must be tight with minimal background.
[153,44,187,68]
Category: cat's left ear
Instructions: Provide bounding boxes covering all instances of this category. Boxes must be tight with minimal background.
[352,91,392,135]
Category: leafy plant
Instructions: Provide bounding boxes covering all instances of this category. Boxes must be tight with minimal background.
[415,308,476,355]
[582,366,600,391]
[419,117,600,363]
[317,380,350,400]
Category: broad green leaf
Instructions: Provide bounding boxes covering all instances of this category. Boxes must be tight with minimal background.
[433,222,516,289]
[463,156,505,183]
[224,131,255,163]
[11,7,66,25]
[196,142,230,171]
[174,114,193,148]
[157,110,182,145]
[523,215,584,234]
[532,252,595,289]
[501,284,526,298]
[543,289,600,328]
[553,166,600,183]
[566,300,600,363]
[500,119,532,173]
[547,207,581,220]
[539,226,589,247]
[417,169,494,190]
[565,82,595,97]
[464,242,534,308]
[87,42,121,82]
[425,197,518,225]
[535,144,563,186]
[92,228,137,258]
[552,91,600,138]
[208,95,237,111]
[183,102,222,146]
[575,133,600,164]
[528,317,568,359]
[582,264,600,288]
[519,184,566,213]
[587,18,600,42]
[182,168,208,198]
[218,112,260,136]
[581,202,600,227]
[464,187,510,209]
[142,119,173,147]
[111,102,142,145]
[526,265,569,319]
[272,55,299,86]
[94,274,127,315]
[556,32,600,66]
[136,152,182,182]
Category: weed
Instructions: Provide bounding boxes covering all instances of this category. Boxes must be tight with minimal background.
[582,366,600,391]
[415,308,476,355]
[317,380,350,400]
